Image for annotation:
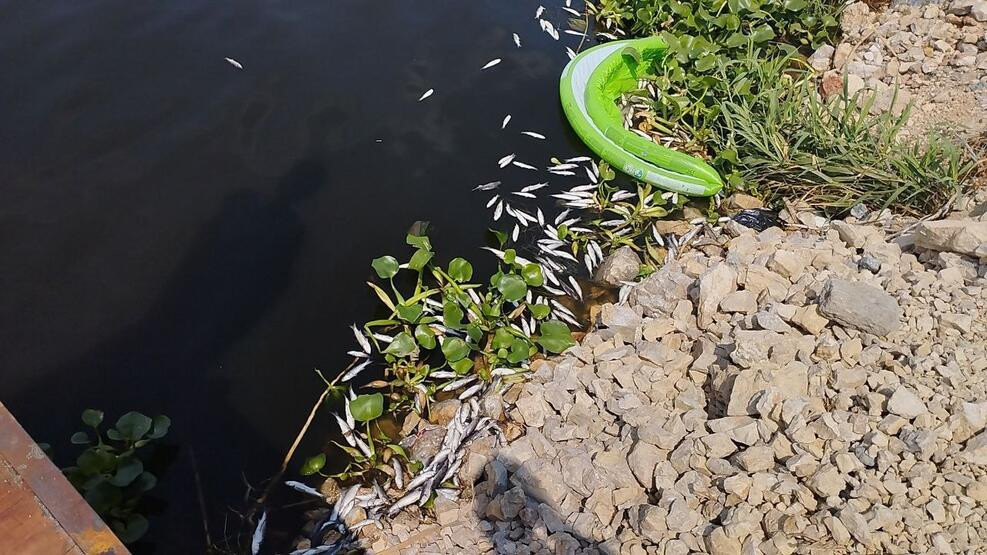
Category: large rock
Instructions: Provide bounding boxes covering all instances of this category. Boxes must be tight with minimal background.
[914,220,987,257]
[887,386,928,419]
[593,246,642,286]
[629,259,695,317]
[698,262,738,329]
[818,278,902,336]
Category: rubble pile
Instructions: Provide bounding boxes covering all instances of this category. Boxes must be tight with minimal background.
[354,197,987,554]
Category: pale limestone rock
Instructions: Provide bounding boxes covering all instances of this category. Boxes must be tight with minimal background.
[887,386,928,419]
[818,278,902,336]
[698,262,738,329]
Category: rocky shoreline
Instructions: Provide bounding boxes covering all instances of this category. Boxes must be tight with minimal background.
[298,189,987,555]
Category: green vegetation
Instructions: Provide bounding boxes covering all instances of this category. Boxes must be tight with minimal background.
[62,409,169,544]
[300,230,575,482]
[587,0,977,215]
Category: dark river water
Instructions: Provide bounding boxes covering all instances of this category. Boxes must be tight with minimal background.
[0,0,588,552]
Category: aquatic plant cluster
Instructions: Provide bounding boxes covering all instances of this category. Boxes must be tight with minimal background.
[62,409,169,543]
[590,0,980,214]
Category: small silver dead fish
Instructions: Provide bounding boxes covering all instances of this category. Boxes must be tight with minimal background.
[250,511,267,555]
[513,33,522,48]
[486,194,500,208]
[522,131,546,140]
[474,181,501,191]
[502,114,511,129]
[512,161,537,170]
[418,89,434,101]
[340,359,371,382]
[498,153,516,168]
[224,57,243,69]
[481,58,502,70]
[285,481,323,498]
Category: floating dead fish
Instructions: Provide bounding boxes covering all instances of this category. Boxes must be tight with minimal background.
[481,58,502,70]
[513,33,522,48]
[554,208,572,224]
[502,114,511,129]
[498,153,516,168]
[340,360,371,382]
[566,47,577,60]
[512,224,520,242]
[512,160,537,170]
[522,182,548,193]
[563,6,580,16]
[549,163,578,171]
[565,156,591,163]
[334,413,356,447]
[536,208,545,226]
[540,19,559,40]
[568,276,584,300]
[251,512,267,555]
[474,181,501,191]
[486,194,500,208]
[346,350,368,358]
[522,131,546,139]
[372,332,393,343]
[512,191,537,199]
[224,57,243,69]
[493,200,504,220]
[285,481,323,498]
[535,5,544,18]
[418,89,434,101]
[564,29,585,36]
[549,170,575,176]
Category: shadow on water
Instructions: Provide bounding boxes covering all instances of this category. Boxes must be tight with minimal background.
[11,158,327,553]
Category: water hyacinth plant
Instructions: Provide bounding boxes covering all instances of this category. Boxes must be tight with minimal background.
[300,231,575,496]
[62,409,169,544]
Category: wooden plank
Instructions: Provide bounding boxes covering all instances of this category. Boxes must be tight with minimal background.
[0,402,129,555]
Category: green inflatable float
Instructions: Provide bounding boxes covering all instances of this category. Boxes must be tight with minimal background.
[560,37,723,197]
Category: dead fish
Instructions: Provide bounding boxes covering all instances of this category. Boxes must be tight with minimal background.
[549,163,578,170]
[563,6,580,16]
[346,350,368,358]
[536,208,545,226]
[493,200,504,220]
[224,57,243,69]
[554,208,572,224]
[512,191,537,199]
[512,224,520,242]
[392,459,404,489]
[250,511,267,555]
[388,489,422,516]
[568,276,583,300]
[341,359,371,382]
[522,131,546,139]
[404,469,436,492]
[535,5,544,18]
[513,33,522,48]
[564,29,585,36]
[285,481,323,498]
[474,181,501,191]
[512,160,537,170]
[565,156,591,163]
[430,370,457,379]
[486,194,500,208]
[459,381,484,400]
[442,376,476,392]
[498,153,516,168]
[522,182,548,193]
[481,58,502,70]
[372,332,393,343]
[418,89,434,102]
[566,47,577,60]
[502,114,511,129]
[334,413,356,447]
[549,170,575,176]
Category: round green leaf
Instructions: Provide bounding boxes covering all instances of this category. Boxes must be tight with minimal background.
[530,304,551,319]
[497,274,527,302]
[113,513,149,544]
[449,358,474,374]
[351,393,384,422]
[383,331,417,358]
[443,301,464,330]
[115,412,152,441]
[448,258,473,282]
[441,337,470,362]
[149,415,171,439]
[536,320,577,354]
[81,409,103,428]
[371,256,399,279]
[414,324,436,349]
[491,327,514,350]
[521,264,544,287]
[70,432,90,445]
[132,471,157,493]
[397,303,424,323]
[84,481,122,515]
[300,453,327,476]
[110,457,144,487]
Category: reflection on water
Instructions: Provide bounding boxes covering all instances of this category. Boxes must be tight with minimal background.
[0,0,587,551]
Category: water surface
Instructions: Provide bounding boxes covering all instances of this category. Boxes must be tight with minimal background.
[0,0,586,551]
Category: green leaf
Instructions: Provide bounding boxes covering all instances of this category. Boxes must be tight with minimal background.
[497,274,527,302]
[148,415,170,439]
[408,248,434,271]
[448,258,473,282]
[301,453,326,475]
[750,24,776,43]
[441,337,470,362]
[113,513,149,544]
[414,324,436,349]
[351,393,384,422]
[503,249,516,265]
[521,264,544,287]
[384,332,417,357]
[70,432,90,445]
[110,457,143,487]
[450,358,474,374]
[537,320,577,354]
[725,32,748,48]
[397,303,424,323]
[508,338,532,363]
[84,481,122,515]
[115,412,153,441]
[106,429,123,441]
[81,409,104,428]
[783,0,806,9]
[530,304,551,319]
[695,53,717,72]
[371,256,400,279]
[491,327,515,350]
[488,228,508,247]
[621,46,642,67]
[131,471,157,493]
[406,234,432,251]
[443,301,464,330]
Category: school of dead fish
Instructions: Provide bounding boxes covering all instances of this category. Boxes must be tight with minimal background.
[264,3,731,552]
